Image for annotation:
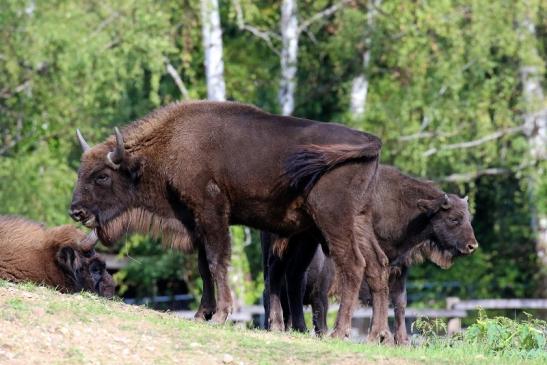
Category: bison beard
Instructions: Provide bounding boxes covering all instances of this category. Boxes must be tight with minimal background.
[96,208,194,253]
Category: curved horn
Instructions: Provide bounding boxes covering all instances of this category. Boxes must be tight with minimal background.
[441,193,451,209]
[106,127,125,169]
[76,129,90,152]
[79,230,98,252]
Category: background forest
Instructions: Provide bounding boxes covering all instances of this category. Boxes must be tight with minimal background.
[0,0,545,309]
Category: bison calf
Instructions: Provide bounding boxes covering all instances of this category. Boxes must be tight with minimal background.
[0,216,115,297]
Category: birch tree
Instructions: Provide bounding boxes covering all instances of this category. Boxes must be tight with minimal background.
[349,0,381,118]
[200,0,226,101]
[279,0,298,115]
[518,1,547,295]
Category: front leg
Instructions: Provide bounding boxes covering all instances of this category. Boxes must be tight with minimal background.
[194,245,217,321]
[197,188,233,324]
[390,266,410,345]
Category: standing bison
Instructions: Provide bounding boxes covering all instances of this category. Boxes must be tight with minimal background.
[0,216,115,297]
[263,164,478,343]
[70,101,384,339]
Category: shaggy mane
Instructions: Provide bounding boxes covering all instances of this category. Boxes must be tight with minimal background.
[98,208,194,253]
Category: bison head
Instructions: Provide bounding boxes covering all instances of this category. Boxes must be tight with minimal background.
[417,194,478,257]
[70,128,143,244]
[55,232,116,298]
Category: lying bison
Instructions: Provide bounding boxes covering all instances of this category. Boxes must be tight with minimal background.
[0,216,115,297]
[70,101,384,338]
[263,164,478,343]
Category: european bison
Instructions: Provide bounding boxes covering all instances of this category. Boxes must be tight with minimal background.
[70,101,383,338]
[263,237,460,344]
[0,216,115,297]
[263,164,478,343]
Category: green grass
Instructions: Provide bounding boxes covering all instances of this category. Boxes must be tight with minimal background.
[0,280,545,365]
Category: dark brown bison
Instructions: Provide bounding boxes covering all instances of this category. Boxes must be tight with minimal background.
[263,238,460,343]
[70,101,383,338]
[263,164,478,343]
[0,216,115,297]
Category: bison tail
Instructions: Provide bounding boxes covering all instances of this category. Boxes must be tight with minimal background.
[284,139,381,194]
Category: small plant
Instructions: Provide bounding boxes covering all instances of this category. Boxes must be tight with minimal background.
[463,309,546,358]
[411,317,448,346]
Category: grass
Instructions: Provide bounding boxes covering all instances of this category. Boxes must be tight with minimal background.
[0,281,545,365]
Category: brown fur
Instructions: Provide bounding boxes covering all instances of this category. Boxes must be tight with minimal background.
[0,216,115,297]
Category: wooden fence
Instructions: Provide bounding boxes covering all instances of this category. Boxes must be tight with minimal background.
[170,298,547,335]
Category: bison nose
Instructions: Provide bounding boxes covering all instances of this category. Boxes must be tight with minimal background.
[466,241,478,253]
[69,207,85,222]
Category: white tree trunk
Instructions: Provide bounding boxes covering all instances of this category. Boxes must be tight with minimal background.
[350,0,381,117]
[279,0,298,116]
[200,0,226,101]
[518,4,547,294]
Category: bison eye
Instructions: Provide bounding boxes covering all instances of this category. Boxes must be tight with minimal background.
[449,217,460,225]
[95,174,111,186]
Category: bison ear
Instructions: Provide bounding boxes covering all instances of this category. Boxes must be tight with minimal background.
[126,156,144,181]
[56,246,82,273]
[417,195,448,216]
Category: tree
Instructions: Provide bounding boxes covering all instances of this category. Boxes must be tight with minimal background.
[279,0,299,115]
[516,0,547,296]
[349,0,381,117]
[200,0,226,101]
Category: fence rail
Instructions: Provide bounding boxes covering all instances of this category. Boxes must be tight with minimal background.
[167,297,547,334]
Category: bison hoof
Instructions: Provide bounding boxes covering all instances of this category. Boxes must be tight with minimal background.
[268,319,285,332]
[330,328,350,339]
[211,311,228,324]
[194,308,215,322]
[367,329,394,345]
[394,333,410,346]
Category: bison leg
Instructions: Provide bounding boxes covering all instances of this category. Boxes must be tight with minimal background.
[261,232,272,329]
[361,230,393,345]
[390,266,410,345]
[198,195,233,324]
[267,250,288,331]
[285,235,318,333]
[311,285,329,336]
[194,245,217,321]
[312,254,334,337]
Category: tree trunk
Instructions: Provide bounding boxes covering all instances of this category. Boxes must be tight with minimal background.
[279,0,298,116]
[518,2,547,296]
[200,0,226,101]
[350,0,381,118]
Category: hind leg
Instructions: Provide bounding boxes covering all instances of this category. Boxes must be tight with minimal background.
[357,218,393,344]
[305,208,365,338]
[305,162,380,339]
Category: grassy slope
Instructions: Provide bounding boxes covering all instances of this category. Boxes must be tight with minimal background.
[0,281,544,365]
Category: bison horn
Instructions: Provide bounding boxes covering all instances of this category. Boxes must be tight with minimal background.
[76,129,91,152]
[79,230,98,252]
[106,127,125,170]
[441,193,451,209]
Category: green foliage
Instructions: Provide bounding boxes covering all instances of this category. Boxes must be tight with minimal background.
[463,310,547,358]
[413,312,547,360]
